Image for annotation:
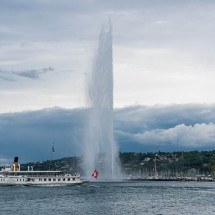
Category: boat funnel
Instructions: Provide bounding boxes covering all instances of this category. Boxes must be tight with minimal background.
[11,157,20,171]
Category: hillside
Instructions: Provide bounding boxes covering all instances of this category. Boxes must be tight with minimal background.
[20,150,215,179]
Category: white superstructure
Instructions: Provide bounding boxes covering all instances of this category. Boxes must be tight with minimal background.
[0,157,84,186]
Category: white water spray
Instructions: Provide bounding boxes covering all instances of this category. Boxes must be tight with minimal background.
[84,21,121,180]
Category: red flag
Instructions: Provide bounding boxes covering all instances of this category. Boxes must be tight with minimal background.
[92,169,99,179]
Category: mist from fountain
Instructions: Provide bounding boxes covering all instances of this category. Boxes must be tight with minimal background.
[84,21,121,180]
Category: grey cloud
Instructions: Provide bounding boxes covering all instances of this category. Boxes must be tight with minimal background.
[0,0,213,60]
[114,104,215,151]
[114,104,215,133]
[0,0,213,43]
[0,104,215,163]
[15,67,54,79]
[0,67,54,81]
[0,74,14,81]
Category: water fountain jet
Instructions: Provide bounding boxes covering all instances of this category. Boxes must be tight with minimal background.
[84,21,121,181]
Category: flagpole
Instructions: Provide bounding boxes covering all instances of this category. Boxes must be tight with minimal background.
[49,142,55,170]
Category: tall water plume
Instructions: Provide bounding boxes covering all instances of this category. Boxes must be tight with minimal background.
[84,21,121,180]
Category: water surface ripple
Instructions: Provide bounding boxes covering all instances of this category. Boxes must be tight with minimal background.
[0,181,214,215]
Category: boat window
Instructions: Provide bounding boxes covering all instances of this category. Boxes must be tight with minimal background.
[53,178,56,181]
[63,178,65,181]
[58,178,61,181]
[49,178,51,181]
[44,178,47,181]
[67,178,70,181]
[73,178,75,181]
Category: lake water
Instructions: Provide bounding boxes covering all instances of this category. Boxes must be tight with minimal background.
[0,181,214,215]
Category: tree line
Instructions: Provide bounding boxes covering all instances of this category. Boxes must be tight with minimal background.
[20,150,215,177]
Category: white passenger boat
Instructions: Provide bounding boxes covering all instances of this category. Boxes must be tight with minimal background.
[0,157,84,186]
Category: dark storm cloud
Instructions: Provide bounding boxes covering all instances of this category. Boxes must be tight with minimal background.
[0,107,87,163]
[0,104,215,163]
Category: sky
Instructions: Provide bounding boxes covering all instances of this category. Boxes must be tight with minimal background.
[1,0,215,163]
[0,0,215,113]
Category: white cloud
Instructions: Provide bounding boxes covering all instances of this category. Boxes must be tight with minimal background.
[132,123,215,148]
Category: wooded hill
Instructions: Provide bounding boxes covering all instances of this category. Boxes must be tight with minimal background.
[20,150,215,177]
